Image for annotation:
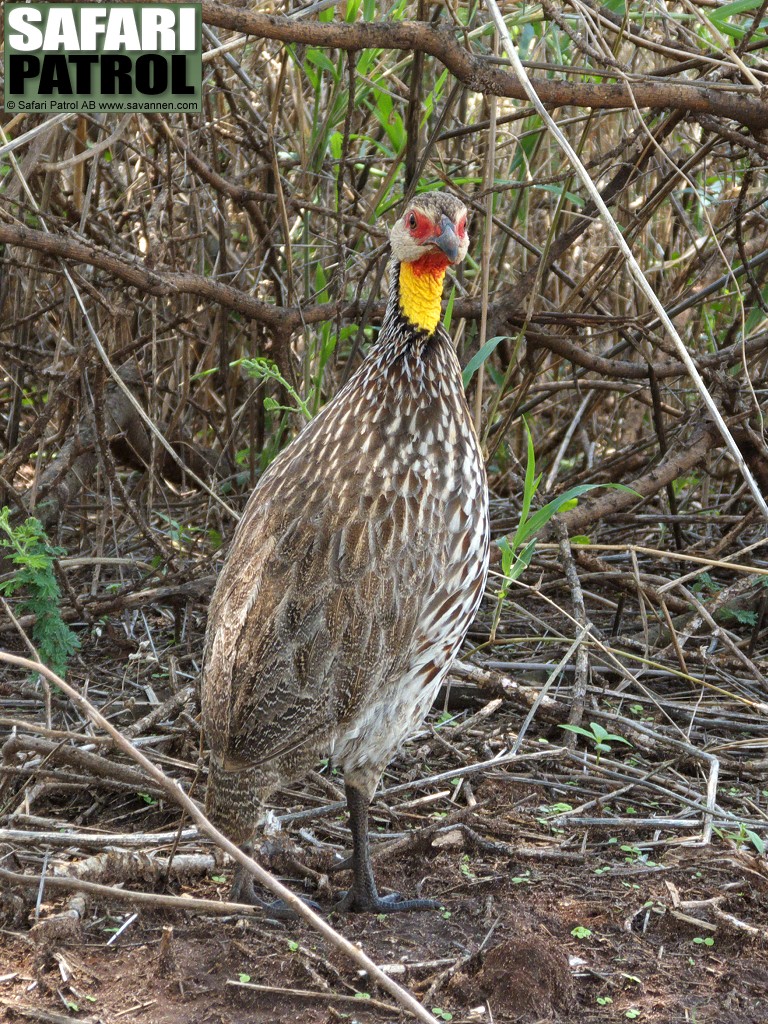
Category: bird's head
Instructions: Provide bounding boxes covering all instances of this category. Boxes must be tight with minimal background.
[390,193,470,268]
[389,193,469,335]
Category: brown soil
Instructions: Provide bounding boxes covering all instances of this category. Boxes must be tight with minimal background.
[3,764,768,1024]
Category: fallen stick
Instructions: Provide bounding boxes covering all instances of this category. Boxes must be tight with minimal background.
[0,650,438,1024]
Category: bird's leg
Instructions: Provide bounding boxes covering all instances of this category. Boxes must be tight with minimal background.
[333,781,440,914]
[229,845,260,905]
[229,843,321,920]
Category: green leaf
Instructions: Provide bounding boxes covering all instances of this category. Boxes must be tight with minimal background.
[559,724,597,740]
[710,0,764,14]
[238,973,251,983]
[462,335,507,388]
[746,829,766,855]
[502,538,537,583]
[234,357,312,421]
[519,419,538,535]
[719,606,758,626]
[533,183,585,207]
[516,482,637,547]
[329,131,344,161]
[0,508,80,677]
[497,536,515,578]
[560,722,631,749]
[305,47,338,76]
[707,0,766,40]
[443,284,456,333]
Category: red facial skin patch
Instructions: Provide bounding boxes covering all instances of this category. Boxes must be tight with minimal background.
[408,250,452,277]
[406,209,436,242]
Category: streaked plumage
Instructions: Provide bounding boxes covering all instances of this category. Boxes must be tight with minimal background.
[202,191,490,912]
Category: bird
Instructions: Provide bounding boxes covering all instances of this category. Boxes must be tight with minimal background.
[201,190,490,914]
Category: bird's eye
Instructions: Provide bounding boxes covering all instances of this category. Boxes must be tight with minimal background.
[457,216,467,237]
[407,212,418,230]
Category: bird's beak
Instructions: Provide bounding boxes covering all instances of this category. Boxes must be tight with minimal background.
[431,213,461,263]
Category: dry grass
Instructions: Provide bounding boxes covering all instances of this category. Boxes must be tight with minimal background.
[1,2,767,1020]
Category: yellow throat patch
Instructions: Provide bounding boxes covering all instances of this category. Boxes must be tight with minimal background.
[398,258,448,335]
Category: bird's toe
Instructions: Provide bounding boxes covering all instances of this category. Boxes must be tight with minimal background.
[332,889,440,914]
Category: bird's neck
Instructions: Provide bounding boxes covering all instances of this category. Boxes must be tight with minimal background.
[396,252,450,335]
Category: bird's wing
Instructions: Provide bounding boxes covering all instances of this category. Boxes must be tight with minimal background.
[202,437,425,771]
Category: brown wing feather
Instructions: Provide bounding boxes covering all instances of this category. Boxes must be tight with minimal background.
[202,404,423,773]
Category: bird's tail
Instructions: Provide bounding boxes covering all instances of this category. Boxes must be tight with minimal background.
[204,759,264,846]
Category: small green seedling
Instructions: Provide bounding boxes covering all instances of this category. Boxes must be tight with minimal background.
[621,845,656,867]
[693,936,715,947]
[546,802,574,815]
[432,1010,453,1022]
[559,721,632,764]
[571,925,592,940]
[511,871,532,885]
[714,822,766,855]
[459,853,476,880]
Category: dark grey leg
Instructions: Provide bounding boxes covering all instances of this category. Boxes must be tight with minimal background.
[333,781,440,914]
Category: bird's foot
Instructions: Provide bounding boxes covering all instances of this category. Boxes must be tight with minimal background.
[259,895,323,921]
[229,865,321,920]
[332,888,441,914]
[326,853,354,874]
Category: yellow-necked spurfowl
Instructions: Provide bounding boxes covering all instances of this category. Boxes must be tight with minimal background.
[202,191,490,913]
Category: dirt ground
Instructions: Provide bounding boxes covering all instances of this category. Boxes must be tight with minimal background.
[3,5,768,1019]
[3,750,768,1024]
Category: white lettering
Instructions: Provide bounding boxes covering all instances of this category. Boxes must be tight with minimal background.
[43,8,79,50]
[79,9,108,50]
[104,9,141,50]
[7,6,198,55]
[141,9,177,50]
[177,8,197,51]
[7,8,43,51]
